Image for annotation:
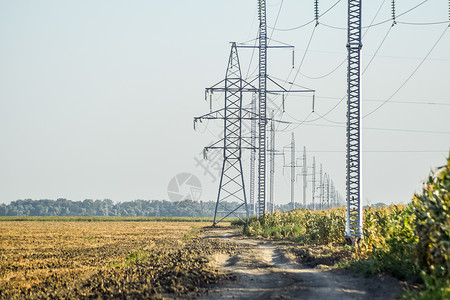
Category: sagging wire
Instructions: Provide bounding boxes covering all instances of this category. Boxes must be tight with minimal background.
[269,0,284,42]
[299,58,346,80]
[302,0,389,124]
[299,0,384,81]
[362,25,393,76]
[363,24,449,118]
[269,0,341,32]
[286,26,317,96]
[321,0,432,30]
[277,112,314,132]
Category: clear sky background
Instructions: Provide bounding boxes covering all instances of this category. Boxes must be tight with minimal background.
[0,0,449,206]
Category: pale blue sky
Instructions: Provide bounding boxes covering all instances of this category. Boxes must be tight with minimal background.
[1,0,449,206]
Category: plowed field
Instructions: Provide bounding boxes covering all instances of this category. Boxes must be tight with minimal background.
[0,221,239,299]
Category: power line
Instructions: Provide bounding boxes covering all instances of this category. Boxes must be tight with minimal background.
[301,150,448,153]
[284,122,450,135]
[299,58,346,79]
[300,1,390,83]
[397,21,450,26]
[363,24,449,118]
[269,0,284,42]
[287,94,450,106]
[362,24,393,75]
[321,0,433,30]
[268,0,342,32]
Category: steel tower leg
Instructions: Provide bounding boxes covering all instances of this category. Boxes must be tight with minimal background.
[345,0,363,240]
[257,0,268,216]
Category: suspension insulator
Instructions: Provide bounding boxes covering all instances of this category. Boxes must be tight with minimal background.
[391,0,396,24]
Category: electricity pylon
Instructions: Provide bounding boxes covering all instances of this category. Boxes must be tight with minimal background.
[257,0,268,216]
[319,164,324,209]
[196,1,314,221]
[312,156,316,210]
[345,0,363,241]
[194,43,257,225]
[302,146,307,207]
[268,110,276,213]
[281,133,297,210]
[249,92,258,216]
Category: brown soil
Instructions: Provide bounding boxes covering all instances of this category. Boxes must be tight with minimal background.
[197,227,404,300]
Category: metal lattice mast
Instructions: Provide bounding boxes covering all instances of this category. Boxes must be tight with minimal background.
[319,164,323,210]
[213,43,248,225]
[325,173,330,209]
[312,156,316,210]
[331,179,335,207]
[257,0,268,215]
[194,43,251,225]
[249,92,258,216]
[345,0,363,240]
[302,146,307,208]
[290,133,295,210]
[269,111,275,213]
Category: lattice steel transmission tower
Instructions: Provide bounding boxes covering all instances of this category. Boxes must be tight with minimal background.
[312,156,316,210]
[249,92,258,216]
[194,43,257,225]
[257,0,268,215]
[268,110,276,213]
[302,146,307,208]
[319,164,324,209]
[345,0,363,240]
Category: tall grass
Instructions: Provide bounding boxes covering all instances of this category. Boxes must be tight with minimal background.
[243,154,450,299]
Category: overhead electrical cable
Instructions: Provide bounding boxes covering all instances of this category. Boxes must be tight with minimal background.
[285,26,317,98]
[362,25,393,75]
[321,0,432,30]
[277,112,314,132]
[245,32,260,79]
[269,0,284,42]
[280,122,450,135]
[363,24,449,118]
[269,0,341,31]
[397,21,450,26]
[299,150,448,153]
[286,94,450,106]
[300,0,387,80]
[299,58,346,80]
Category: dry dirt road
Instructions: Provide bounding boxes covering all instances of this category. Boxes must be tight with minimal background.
[197,227,403,300]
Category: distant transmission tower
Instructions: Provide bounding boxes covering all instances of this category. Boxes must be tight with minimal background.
[345,0,363,241]
[269,110,276,213]
[312,156,316,210]
[319,164,323,209]
[302,146,307,207]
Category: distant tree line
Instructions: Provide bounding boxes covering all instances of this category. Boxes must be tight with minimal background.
[0,199,388,217]
[0,199,219,217]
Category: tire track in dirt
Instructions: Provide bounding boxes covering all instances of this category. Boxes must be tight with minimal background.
[198,228,402,300]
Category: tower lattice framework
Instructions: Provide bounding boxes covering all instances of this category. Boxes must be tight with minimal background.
[195,43,258,225]
[345,0,363,240]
